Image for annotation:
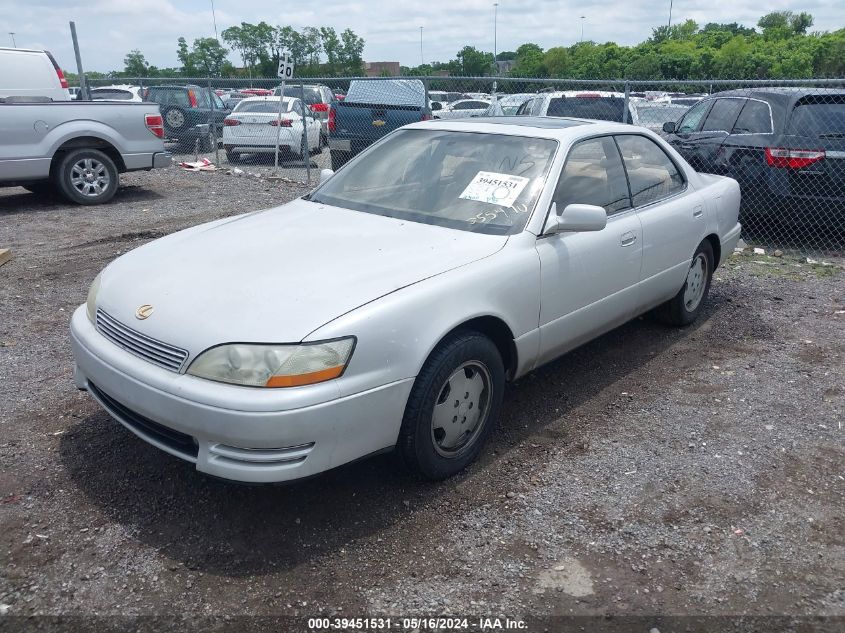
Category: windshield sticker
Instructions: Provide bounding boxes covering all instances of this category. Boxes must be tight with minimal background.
[459,171,530,207]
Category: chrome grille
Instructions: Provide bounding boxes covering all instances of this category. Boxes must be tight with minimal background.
[95,309,188,372]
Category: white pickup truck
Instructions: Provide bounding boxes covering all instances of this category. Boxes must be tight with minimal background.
[0,100,172,205]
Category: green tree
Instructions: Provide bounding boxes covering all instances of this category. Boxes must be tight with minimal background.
[123,49,150,77]
[543,47,570,77]
[510,43,544,76]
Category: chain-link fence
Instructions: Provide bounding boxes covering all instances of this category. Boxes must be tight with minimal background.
[80,75,845,255]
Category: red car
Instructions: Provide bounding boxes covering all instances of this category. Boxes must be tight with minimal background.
[240,88,273,96]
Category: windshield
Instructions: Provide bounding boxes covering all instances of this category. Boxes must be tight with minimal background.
[234,100,294,113]
[310,129,557,235]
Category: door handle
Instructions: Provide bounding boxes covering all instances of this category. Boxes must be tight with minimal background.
[693,205,704,218]
[620,231,637,247]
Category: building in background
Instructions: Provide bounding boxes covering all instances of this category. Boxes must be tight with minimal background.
[365,61,401,77]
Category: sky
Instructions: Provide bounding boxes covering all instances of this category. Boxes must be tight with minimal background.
[0,0,843,73]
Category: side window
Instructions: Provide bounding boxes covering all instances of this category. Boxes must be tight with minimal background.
[615,135,686,207]
[702,98,745,132]
[677,99,710,133]
[733,99,773,134]
[553,137,631,215]
[515,99,533,116]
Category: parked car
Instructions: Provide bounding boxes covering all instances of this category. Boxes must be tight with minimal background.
[220,91,249,110]
[517,91,632,122]
[662,88,845,222]
[240,88,273,96]
[142,85,230,150]
[68,87,81,99]
[273,83,334,143]
[628,100,690,132]
[70,117,740,483]
[328,78,432,169]
[88,85,143,102]
[434,99,492,119]
[221,96,322,163]
[0,47,70,101]
[483,93,535,116]
[0,100,171,204]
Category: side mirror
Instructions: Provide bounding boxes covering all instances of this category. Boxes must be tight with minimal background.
[319,168,334,185]
[543,203,607,235]
[662,121,676,134]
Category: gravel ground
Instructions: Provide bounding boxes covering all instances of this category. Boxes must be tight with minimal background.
[0,168,843,632]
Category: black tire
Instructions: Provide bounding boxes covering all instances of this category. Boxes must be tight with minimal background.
[657,239,714,327]
[199,132,215,152]
[161,106,189,133]
[397,331,505,480]
[54,148,119,205]
[225,150,241,163]
[330,150,350,171]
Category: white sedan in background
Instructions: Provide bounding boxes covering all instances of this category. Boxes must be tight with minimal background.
[221,96,321,163]
[70,118,741,484]
[434,99,492,119]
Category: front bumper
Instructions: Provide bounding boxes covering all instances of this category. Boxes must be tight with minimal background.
[69,306,413,483]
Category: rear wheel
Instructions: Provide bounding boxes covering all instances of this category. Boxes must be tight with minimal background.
[54,148,119,205]
[225,150,241,163]
[657,240,714,326]
[397,331,505,480]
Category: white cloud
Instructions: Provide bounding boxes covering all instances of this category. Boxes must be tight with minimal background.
[0,0,841,73]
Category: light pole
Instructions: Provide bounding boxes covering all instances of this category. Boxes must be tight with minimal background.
[9,32,16,47]
[580,16,586,43]
[493,3,498,71]
[210,0,218,40]
[419,26,424,66]
[668,0,674,30]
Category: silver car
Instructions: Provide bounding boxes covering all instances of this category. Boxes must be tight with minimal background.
[435,98,492,119]
[70,117,741,483]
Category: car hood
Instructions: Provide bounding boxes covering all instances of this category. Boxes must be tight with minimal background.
[97,199,507,356]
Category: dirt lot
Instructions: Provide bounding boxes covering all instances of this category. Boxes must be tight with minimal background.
[1,169,843,632]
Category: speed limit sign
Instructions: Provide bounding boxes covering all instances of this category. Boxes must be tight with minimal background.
[277,53,294,79]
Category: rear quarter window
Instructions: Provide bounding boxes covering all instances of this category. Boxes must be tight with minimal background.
[147,89,190,107]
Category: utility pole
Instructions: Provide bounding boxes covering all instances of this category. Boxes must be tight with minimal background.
[419,26,424,66]
[8,32,15,47]
[493,3,499,74]
[210,0,219,40]
[69,21,89,100]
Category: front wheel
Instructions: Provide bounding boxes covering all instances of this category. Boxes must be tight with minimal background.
[54,148,119,205]
[397,331,505,480]
[657,240,714,326]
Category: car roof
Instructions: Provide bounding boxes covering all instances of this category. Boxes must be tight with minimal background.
[713,87,845,102]
[405,117,649,139]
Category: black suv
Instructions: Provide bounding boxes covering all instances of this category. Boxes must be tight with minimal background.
[143,85,230,150]
[662,88,845,223]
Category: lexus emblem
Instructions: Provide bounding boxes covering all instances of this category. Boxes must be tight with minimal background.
[135,304,154,320]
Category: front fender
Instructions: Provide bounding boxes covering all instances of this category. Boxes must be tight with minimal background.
[306,233,541,399]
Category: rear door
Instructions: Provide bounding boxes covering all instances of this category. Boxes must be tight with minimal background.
[687,97,746,173]
[615,134,706,310]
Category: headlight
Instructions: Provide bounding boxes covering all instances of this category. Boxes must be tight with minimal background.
[86,272,102,323]
[186,338,355,388]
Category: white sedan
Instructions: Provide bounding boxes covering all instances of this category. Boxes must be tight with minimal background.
[70,118,741,484]
[221,96,321,162]
[434,99,492,119]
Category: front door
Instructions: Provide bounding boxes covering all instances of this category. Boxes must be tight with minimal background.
[535,135,643,366]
